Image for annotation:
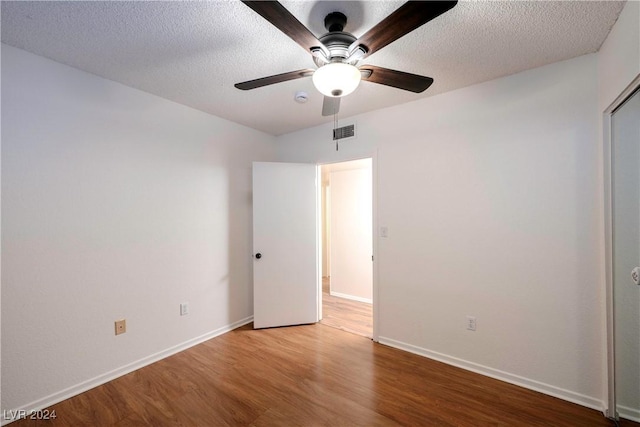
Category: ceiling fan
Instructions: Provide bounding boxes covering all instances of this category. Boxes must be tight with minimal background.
[235,1,458,116]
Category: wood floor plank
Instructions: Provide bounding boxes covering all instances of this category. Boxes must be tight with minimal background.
[320,277,373,338]
[9,323,637,427]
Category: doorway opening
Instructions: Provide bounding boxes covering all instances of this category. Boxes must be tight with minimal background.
[319,158,373,338]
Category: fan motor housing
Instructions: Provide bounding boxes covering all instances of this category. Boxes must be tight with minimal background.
[314,31,357,67]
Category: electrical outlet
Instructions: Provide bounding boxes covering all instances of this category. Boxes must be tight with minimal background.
[115,319,126,335]
[466,316,477,331]
[180,303,189,316]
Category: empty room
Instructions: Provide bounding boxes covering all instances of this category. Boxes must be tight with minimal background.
[1,1,639,426]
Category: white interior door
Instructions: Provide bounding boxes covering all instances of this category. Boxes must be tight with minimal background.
[252,162,319,329]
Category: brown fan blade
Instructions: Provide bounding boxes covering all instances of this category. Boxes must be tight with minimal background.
[360,65,433,93]
[242,1,329,57]
[349,1,457,59]
[235,69,315,90]
[322,97,340,116]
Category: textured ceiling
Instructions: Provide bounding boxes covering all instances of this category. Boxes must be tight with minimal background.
[1,1,625,136]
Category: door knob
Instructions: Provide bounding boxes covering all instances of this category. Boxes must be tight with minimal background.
[255,253,262,259]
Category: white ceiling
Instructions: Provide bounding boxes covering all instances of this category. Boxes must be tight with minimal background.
[1,1,625,136]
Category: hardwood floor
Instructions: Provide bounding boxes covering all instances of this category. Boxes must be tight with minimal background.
[320,277,372,338]
[9,323,638,427]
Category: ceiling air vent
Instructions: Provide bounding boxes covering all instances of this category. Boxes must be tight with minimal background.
[333,123,356,141]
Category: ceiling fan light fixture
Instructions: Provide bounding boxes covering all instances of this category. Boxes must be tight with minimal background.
[312,63,361,98]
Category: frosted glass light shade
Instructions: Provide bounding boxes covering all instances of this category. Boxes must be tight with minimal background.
[312,63,361,98]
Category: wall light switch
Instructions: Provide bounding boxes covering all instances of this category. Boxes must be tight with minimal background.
[180,303,189,316]
[466,316,477,331]
[380,226,389,238]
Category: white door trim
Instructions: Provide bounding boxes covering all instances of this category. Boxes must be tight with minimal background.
[372,150,380,342]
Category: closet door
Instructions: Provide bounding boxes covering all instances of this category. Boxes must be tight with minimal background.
[611,86,640,421]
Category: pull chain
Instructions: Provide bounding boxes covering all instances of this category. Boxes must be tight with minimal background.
[333,110,339,151]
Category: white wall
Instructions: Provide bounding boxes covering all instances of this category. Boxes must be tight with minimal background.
[1,45,275,413]
[276,54,604,408]
[598,0,640,112]
[321,175,330,277]
[329,160,372,302]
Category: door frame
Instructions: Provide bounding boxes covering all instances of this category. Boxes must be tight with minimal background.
[318,151,379,342]
[603,73,640,419]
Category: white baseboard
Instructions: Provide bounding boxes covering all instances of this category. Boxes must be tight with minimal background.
[1,316,254,426]
[618,405,640,423]
[377,335,605,413]
[329,291,372,304]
